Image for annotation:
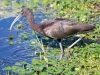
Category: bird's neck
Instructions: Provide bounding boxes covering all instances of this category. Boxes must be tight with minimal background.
[26,15,41,33]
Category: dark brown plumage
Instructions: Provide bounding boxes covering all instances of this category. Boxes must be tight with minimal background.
[10,8,95,60]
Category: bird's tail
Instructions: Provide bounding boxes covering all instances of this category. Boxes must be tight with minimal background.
[75,23,96,32]
[81,25,96,32]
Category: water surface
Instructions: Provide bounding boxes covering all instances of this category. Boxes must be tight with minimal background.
[0,16,44,74]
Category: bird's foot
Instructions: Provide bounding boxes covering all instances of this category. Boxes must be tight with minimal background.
[66,49,70,60]
[59,53,64,60]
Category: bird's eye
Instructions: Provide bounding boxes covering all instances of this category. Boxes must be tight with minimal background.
[21,12,23,14]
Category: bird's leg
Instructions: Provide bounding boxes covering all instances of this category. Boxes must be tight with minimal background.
[66,35,82,59]
[59,42,64,60]
[58,39,64,60]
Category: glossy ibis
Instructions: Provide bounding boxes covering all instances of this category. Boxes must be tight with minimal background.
[10,8,95,60]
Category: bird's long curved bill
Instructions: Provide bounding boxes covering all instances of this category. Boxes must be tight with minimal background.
[10,14,22,30]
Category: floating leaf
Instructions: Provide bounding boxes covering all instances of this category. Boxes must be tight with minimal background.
[3,66,11,71]
[9,41,14,45]
[9,35,13,40]
[24,35,28,40]
[20,69,26,75]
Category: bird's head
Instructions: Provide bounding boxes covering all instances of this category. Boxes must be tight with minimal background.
[9,8,32,30]
[21,8,33,17]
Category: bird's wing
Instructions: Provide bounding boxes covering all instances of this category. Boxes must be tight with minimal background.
[40,19,56,26]
[40,18,70,26]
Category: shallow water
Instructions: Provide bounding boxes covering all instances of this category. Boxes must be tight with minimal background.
[0,16,44,74]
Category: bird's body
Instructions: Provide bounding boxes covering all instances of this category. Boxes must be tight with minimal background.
[39,19,94,39]
[10,8,95,60]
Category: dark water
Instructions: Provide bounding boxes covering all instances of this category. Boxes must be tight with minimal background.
[0,16,44,74]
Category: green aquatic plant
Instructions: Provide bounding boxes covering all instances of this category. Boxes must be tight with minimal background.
[9,41,14,45]
[4,0,10,5]
[9,35,13,40]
